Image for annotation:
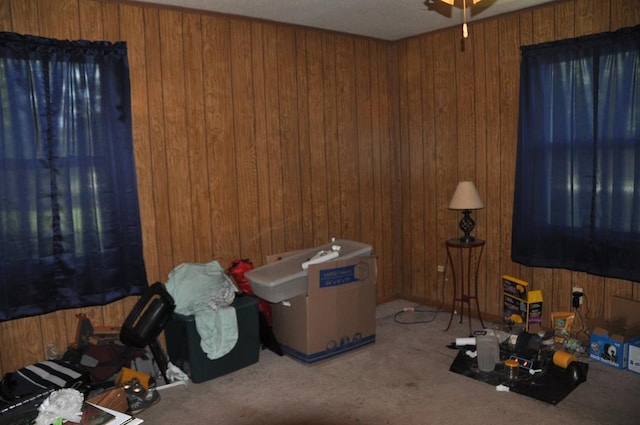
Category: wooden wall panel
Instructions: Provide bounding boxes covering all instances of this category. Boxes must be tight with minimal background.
[376,43,397,301]
[481,18,502,317]
[230,19,261,262]
[397,0,640,330]
[0,0,395,374]
[304,31,329,246]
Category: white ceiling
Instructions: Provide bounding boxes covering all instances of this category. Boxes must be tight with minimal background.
[129,0,558,41]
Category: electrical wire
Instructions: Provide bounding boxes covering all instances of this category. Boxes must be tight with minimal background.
[394,305,444,324]
[393,255,447,325]
[570,293,591,357]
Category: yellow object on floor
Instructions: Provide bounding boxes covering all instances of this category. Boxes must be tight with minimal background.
[116,367,151,390]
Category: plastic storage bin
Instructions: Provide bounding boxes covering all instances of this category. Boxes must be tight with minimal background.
[245,239,373,303]
[164,295,259,383]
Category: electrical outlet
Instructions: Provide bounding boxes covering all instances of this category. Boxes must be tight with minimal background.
[572,286,584,307]
[437,265,445,273]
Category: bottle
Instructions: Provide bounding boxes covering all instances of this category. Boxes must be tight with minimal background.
[46,342,60,360]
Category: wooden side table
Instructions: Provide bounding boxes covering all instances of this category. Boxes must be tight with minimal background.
[444,238,486,333]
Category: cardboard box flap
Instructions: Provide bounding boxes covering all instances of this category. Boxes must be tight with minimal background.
[612,296,640,327]
[588,296,640,342]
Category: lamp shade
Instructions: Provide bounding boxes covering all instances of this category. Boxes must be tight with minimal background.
[448,181,484,210]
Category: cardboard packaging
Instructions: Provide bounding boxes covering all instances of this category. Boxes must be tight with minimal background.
[626,336,640,374]
[589,296,640,372]
[502,275,543,331]
[270,255,377,365]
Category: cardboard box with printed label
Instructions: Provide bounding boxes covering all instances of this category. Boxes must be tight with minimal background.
[270,256,376,364]
[502,275,543,332]
[247,242,377,365]
[626,336,640,374]
[589,296,640,371]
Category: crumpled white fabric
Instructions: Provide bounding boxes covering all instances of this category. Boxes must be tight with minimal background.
[166,361,190,383]
[166,260,238,359]
[35,388,83,425]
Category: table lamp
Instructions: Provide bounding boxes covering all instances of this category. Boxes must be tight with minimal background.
[449,181,484,243]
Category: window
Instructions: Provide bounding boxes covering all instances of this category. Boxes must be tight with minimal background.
[512,25,640,282]
[0,32,148,321]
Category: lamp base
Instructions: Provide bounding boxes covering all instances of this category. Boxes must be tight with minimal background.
[458,210,476,243]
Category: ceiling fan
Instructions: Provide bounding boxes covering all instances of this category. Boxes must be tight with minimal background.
[435,0,484,38]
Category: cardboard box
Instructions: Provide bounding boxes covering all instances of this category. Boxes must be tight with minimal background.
[271,255,377,365]
[626,336,640,374]
[502,275,543,331]
[502,275,529,300]
[589,296,640,371]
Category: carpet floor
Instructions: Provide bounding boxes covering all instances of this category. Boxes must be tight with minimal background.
[137,299,639,425]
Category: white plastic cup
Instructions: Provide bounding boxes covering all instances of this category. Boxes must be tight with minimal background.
[476,335,500,372]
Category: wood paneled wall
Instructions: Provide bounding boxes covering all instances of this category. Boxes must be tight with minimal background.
[396,0,640,329]
[0,0,639,376]
[0,0,396,375]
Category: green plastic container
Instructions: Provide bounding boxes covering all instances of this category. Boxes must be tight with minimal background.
[165,295,259,383]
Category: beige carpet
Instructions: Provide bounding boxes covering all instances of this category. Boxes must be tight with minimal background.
[138,300,639,425]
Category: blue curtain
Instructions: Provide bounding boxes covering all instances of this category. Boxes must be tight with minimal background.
[512,25,640,282]
[0,32,147,321]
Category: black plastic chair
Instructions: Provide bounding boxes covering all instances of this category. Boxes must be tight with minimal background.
[119,282,175,385]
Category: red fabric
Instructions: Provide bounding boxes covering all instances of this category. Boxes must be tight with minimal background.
[227,259,272,325]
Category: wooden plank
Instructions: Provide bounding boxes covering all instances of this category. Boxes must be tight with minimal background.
[202,14,239,266]
[611,0,640,30]
[230,18,261,262]
[376,43,397,300]
[277,26,303,251]
[432,30,458,306]
[497,14,520,280]
[38,0,78,39]
[251,22,274,260]
[120,2,158,280]
[78,0,103,40]
[575,0,611,35]
[183,12,213,263]
[471,23,492,313]
[159,9,195,267]
[396,41,412,298]
[261,23,286,257]
[334,35,358,241]
[144,8,173,279]
[0,0,11,32]
[305,30,330,246]
[0,317,42,373]
[354,38,375,253]
[482,19,502,316]
[8,0,40,34]
[420,35,439,304]
[100,0,120,42]
[555,0,575,40]
[323,33,341,241]
[295,29,314,249]
[532,4,556,44]
[405,37,425,298]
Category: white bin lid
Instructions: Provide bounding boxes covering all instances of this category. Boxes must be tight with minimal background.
[245,239,372,302]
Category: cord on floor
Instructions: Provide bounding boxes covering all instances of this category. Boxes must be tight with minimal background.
[394,304,444,324]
